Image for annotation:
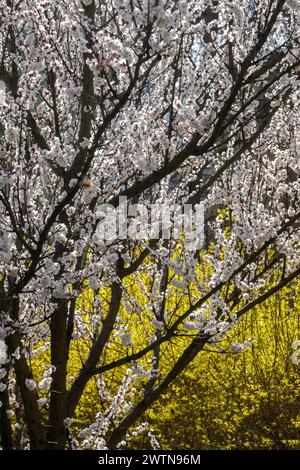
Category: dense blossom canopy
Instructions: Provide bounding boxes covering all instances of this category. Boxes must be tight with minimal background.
[0,0,299,450]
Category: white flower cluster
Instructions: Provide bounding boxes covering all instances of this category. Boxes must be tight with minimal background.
[25,379,36,392]
[0,339,9,394]
[151,318,165,332]
[0,80,6,106]
[79,369,137,449]
[148,429,160,450]
[0,0,299,449]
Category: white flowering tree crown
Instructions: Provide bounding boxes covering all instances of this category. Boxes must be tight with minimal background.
[0,0,300,450]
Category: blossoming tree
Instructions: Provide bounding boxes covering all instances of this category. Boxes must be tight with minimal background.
[0,0,299,450]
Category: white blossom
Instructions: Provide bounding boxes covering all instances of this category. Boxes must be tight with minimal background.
[0,0,298,450]
[183,322,198,331]
[230,340,253,354]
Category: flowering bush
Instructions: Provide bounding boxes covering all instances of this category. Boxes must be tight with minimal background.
[0,0,300,450]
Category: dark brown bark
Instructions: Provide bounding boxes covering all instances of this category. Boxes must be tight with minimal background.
[46,301,69,450]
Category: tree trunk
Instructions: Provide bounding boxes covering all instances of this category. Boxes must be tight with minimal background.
[67,281,122,417]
